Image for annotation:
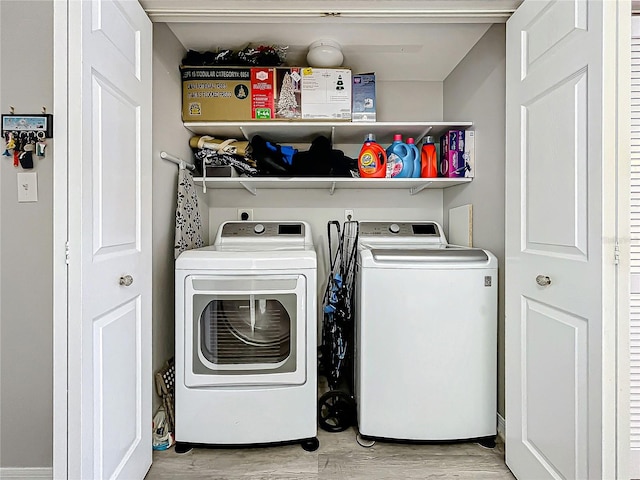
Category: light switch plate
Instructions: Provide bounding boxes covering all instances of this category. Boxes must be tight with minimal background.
[17,172,38,202]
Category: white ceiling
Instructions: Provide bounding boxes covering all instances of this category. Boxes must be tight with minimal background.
[140,1,520,82]
[164,22,492,82]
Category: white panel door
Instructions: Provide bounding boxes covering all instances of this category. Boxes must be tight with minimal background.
[66,0,152,478]
[631,15,640,480]
[505,1,624,479]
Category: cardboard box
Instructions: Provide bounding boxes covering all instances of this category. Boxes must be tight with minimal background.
[274,68,302,120]
[251,68,276,119]
[301,68,352,120]
[440,130,466,178]
[203,165,239,177]
[439,134,448,177]
[181,66,275,121]
[463,130,475,178]
[352,73,376,122]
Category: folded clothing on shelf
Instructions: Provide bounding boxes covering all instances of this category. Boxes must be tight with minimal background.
[250,134,356,177]
[193,149,258,177]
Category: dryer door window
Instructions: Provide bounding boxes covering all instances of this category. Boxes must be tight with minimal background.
[200,295,294,367]
[184,274,308,387]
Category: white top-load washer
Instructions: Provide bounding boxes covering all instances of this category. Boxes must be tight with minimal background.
[355,221,497,443]
[175,221,319,451]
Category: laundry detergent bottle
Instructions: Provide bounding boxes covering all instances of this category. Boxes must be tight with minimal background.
[358,133,387,178]
[420,135,438,178]
[406,137,421,178]
[386,134,413,178]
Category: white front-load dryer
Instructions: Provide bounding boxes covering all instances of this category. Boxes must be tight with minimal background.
[355,221,497,446]
[175,221,318,452]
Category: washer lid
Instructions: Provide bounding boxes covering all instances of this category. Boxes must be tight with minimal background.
[358,245,497,268]
[371,247,488,263]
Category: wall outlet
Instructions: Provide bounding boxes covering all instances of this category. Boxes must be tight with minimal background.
[237,209,253,221]
[344,209,354,222]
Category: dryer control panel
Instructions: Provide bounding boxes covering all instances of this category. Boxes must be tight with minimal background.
[218,221,307,240]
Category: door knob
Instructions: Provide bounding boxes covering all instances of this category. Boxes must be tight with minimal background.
[536,275,551,287]
[119,275,133,287]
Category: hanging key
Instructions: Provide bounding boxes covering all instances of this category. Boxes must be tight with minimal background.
[14,133,25,167]
[3,132,13,156]
[19,143,35,169]
[36,131,46,156]
[36,141,46,156]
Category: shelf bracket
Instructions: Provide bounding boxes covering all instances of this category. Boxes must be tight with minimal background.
[239,126,249,141]
[329,182,336,195]
[409,183,431,196]
[239,182,257,196]
[415,126,433,145]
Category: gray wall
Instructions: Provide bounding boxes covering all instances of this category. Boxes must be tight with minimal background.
[152,23,209,410]
[0,0,54,469]
[442,24,506,416]
[376,81,443,121]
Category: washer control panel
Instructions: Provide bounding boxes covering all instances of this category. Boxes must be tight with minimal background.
[221,221,305,238]
[359,222,441,238]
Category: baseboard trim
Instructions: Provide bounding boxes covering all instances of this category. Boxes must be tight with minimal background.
[497,413,506,442]
[0,467,53,479]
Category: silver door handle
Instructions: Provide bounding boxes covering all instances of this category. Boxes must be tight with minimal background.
[536,275,551,287]
[119,275,133,287]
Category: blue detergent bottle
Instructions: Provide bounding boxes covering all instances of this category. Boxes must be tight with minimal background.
[386,134,413,178]
[406,137,421,178]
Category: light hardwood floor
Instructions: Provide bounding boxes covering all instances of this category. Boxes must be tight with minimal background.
[146,428,515,479]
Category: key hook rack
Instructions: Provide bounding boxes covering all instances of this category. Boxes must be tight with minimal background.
[2,106,54,169]
[2,106,54,138]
